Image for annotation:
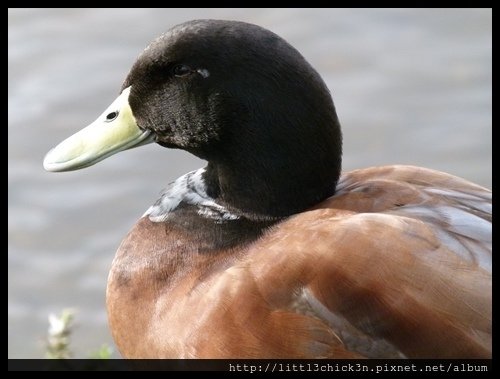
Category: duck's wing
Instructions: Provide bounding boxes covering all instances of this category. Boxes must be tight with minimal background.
[244,165,491,358]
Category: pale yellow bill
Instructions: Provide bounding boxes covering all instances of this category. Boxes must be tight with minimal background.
[43,86,154,172]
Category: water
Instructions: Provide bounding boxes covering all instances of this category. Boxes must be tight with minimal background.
[8,8,491,358]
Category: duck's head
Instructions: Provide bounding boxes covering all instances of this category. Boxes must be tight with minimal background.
[44,19,342,220]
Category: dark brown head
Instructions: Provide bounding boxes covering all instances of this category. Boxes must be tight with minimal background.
[44,19,342,220]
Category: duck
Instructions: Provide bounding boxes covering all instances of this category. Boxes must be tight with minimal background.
[43,19,491,359]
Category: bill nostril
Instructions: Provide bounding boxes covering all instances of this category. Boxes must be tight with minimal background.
[105,111,119,122]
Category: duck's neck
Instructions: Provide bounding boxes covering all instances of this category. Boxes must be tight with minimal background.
[202,141,342,221]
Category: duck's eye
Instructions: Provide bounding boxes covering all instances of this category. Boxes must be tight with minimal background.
[105,111,119,122]
[173,64,192,77]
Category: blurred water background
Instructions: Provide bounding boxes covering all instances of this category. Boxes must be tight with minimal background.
[8,8,491,358]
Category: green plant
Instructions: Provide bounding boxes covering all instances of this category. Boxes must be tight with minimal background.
[45,308,75,359]
[45,309,114,359]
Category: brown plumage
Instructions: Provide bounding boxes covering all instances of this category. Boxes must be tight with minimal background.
[107,165,491,358]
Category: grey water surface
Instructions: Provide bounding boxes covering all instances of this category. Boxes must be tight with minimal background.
[8,8,491,358]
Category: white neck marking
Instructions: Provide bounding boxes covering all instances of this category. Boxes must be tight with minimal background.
[144,168,240,223]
